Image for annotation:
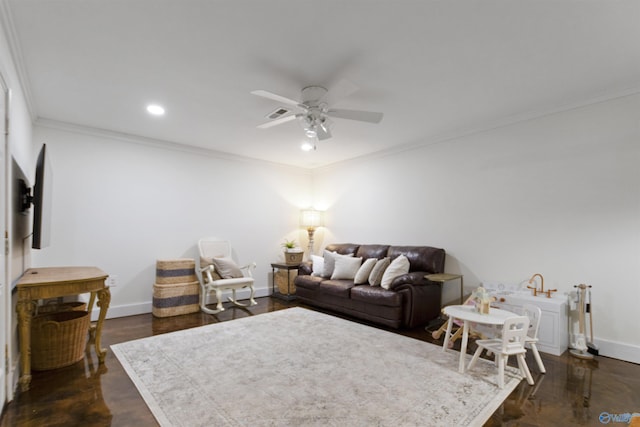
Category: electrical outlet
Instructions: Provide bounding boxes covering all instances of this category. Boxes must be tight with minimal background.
[107,275,118,287]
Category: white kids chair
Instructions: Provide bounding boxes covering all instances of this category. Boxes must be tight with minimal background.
[467,315,535,389]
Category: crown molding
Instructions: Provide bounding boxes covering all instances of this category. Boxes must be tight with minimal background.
[35,117,311,175]
[0,0,37,122]
[314,86,640,174]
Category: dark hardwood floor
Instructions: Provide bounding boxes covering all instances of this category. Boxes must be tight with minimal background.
[1,297,638,426]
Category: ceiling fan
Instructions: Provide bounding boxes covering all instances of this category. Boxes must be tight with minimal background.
[251,80,383,142]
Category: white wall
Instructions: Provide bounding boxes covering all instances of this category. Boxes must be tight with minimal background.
[313,94,640,362]
[0,6,37,401]
[31,123,313,317]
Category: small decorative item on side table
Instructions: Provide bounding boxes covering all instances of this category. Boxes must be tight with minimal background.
[282,239,304,265]
[271,262,300,301]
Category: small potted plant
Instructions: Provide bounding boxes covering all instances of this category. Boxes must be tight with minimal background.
[282,239,303,265]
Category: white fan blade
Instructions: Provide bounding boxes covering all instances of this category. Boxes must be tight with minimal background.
[316,124,332,141]
[251,90,302,107]
[327,108,383,124]
[322,79,359,104]
[257,114,298,129]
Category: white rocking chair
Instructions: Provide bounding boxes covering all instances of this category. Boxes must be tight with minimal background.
[197,237,257,314]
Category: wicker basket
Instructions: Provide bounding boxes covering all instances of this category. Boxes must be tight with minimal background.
[275,269,298,294]
[36,301,87,315]
[31,310,90,371]
[152,281,200,317]
[156,259,197,284]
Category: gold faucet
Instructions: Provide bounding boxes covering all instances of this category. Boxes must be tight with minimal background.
[527,273,557,298]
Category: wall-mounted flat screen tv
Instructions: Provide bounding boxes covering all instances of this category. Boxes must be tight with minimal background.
[32,144,52,249]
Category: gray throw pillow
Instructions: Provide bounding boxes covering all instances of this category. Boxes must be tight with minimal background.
[368,257,390,286]
[354,258,377,285]
[211,256,243,279]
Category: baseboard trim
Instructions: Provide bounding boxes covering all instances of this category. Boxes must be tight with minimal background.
[593,338,640,365]
[90,286,271,321]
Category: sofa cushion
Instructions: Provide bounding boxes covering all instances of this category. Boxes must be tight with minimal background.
[294,274,324,291]
[387,246,445,274]
[322,250,354,278]
[380,254,410,289]
[355,244,390,261]
[368,257,390,286]
[354,258,377,285]
[331,256,363,280]
[351,285,403,307]
[318,279,356,298]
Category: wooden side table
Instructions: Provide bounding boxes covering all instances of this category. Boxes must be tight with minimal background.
[270,263,299,301]
[16,266,110,391]
[425,273,464,305]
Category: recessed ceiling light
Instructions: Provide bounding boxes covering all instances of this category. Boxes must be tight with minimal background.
[146,104,165,116]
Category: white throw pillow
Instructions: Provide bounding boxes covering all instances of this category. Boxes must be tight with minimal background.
[211,256,243,279]
[322,250,354,278]
[354,258,377,285]
[368,257,390,287]
[311,254,324,277]
[331,257,363,280]
[380,254,410,289]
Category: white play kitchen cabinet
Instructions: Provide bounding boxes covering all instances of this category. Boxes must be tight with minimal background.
[484,283,569,356]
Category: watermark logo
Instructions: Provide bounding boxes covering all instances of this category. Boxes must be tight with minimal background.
[599,412,640,425]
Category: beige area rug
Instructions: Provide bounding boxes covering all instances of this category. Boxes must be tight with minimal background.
[111,307,522,426]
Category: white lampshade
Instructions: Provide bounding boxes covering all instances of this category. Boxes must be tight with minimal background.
[300,209,324,229]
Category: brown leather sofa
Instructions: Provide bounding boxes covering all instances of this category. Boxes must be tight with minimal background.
[294,243,446,329]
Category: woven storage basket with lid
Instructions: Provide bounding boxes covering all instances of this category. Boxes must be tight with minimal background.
[156,259,197,284]
[152,281,200,317]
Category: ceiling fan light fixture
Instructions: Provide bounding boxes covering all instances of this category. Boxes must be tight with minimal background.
[305,128,317,138]
[301,141,316,151]
[146,104,165,116]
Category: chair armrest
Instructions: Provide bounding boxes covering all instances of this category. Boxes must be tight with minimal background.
[239,262,257,270]
[239,262,257,278]
[199,265,216,284]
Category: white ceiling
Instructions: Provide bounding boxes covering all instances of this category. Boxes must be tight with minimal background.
[5,0,640,168]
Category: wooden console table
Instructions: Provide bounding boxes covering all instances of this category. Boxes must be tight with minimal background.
[16,266,110,391]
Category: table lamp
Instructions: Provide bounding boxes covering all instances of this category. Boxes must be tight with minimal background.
[300,209,324,258]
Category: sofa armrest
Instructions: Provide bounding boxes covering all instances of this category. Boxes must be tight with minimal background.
[298,261,313,276]
[390,271,442,327]
[388,271,430,290]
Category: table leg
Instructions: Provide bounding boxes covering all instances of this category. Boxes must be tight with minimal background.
[87,291,97,341]
[94,288,111,363]
[459,320,469,374]
[442,317,454,352]
[16,300,35,391]
[271,267,275,296]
